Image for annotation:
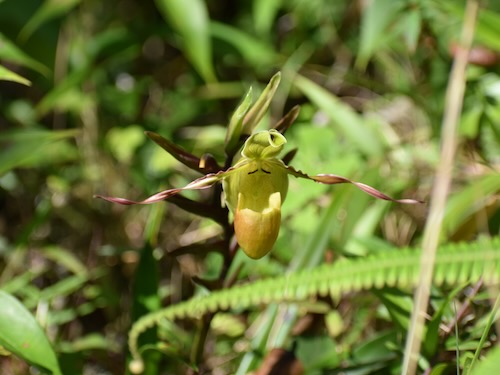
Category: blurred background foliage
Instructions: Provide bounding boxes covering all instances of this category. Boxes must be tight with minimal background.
[0,0,499,374]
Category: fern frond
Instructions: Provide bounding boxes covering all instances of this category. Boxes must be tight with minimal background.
[128,237,500,371]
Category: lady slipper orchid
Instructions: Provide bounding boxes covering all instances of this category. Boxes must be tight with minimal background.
[97,72,422,259]
[96,129,422,259]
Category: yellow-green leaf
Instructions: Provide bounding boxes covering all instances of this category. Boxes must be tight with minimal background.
[155,0,216,83]
[0,291,62,375]
[0,64,31,86]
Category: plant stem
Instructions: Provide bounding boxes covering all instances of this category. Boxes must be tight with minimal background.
[402,1,479,374]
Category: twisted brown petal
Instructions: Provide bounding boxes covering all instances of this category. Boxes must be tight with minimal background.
[284,165,423,204]
[95,167,237,205]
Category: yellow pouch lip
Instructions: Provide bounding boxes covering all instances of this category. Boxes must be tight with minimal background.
[234,192,282,259]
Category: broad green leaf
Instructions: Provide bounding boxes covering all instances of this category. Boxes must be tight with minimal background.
[155,0,216,83]
[293,74,383,157]
[0,33,50,76]
[470,345,500,375]
[210,21,277,68]
[357,0,406,68]
[0,129,79,176]
[460,103,483,138]
[475,7,500,50]
[400,7,422,53]
[252,0,282,36]
[429,0,500,50]
[442,173,500,237]
[0,290,62,375]
[19,0,82,42]
[0,64,31,86]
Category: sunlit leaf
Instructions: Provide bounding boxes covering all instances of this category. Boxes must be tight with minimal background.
[434,0,500,50]
[442,173,500,238]
[400,8,422,53]
[0,129,79,175]
[155,0,216,83]
[252,0,282,36]
[357,0,406,68]
[470,337,500,375]
[0,291,62,375]
[0,64,31,86]
[210,21,277,68]
[293,74,384,157]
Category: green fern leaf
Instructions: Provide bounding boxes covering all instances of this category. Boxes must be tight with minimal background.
[128,237,500,371]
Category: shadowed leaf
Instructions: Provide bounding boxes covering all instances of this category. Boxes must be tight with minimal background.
[0,33,50,76]
[20,0,82,42]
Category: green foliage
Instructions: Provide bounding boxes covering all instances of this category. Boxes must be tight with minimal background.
[0,291,62,375]
[1,0,499,374]
[0,64,31,86]
[0,129,79,175]
[155,0,216,83]
[128,238,500,369]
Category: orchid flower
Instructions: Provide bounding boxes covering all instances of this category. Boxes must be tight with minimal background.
[96,128,422,259]
[96,73,422,259]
